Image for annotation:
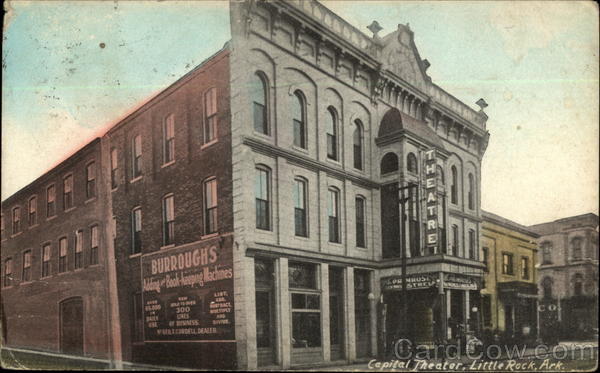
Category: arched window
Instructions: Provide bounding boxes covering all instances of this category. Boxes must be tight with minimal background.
[407,153,418,173]
[353,120,363,170]
[541,242,553,264]
[292,91,306,149]
[542,277,553,299]
[468,229,476,259]
[437,166,445,185]
[252,72,269,135]
[451,224,459,256]
[326,107,338,161]
[380,153,399,175]
[450,166,458,204]
[468,173,475,210]
[571,237,582,260]
[573,273,583,296]
[355,196,366,248]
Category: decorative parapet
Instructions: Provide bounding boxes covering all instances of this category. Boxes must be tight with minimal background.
[286,0,380,58]
[429,84,487,128]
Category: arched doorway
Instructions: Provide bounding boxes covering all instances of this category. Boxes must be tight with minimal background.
[60,297,84,355]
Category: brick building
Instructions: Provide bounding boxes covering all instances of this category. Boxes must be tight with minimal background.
[1,139,113,359]
[480,211,539,341]
[529,213,599,340]
[2,0,493,369]
[104,46,235,368]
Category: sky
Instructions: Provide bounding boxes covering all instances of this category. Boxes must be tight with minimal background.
[2,0,598,226]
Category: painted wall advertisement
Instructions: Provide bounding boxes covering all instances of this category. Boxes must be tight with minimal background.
[141,234,234,342]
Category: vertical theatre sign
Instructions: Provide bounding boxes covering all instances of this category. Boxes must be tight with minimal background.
[141,235,234,342]
[424,149,438,253]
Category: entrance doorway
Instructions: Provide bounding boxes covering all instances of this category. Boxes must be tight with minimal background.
[354,270,371,358]
[60,297,84,355]
[255,258,276,367]
[504,305,514,336]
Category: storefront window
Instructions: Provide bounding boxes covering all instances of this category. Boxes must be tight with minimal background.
[289,262,321,348]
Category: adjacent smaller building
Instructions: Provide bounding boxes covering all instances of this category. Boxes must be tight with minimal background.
[529,213,599,340]
[480,211,539,341]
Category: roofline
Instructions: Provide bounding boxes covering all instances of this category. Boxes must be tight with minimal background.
[106,41,230,136]
[2,137,101,205]
[2,42,231,207]
[529,212,599,228]
[482,210,540,238]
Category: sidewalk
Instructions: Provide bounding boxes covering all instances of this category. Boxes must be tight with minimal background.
[311,341,598,371]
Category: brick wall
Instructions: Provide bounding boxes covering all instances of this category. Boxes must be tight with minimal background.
[105,48,234,367]
[1,139,112,359]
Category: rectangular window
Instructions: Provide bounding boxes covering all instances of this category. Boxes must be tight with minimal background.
[86,162,96,199]
[132,208,142,254]
[75,230,83,269]
[328,189,340,243]
[451,225,459,256]
[356,197,366,248]
[163,115,175,163]
[59,237,68,273]
[205,88,218,143]
[132,292,144,342]
[90,225,99,265]
[204,179,218,235]
[4,259,12,287]
[111,148,118,189]
[255,168,270,230]
[289,262,321,348]
[294,179,307,237]
[521,257,529,280]
[28,196,37,226]
[502,253,514,275]
[42,244,51,277]
[162,195,175,246]
[22,250,32,282]
[468,230,476,259]
[132,135,142,178]
[482,247,489,272]
[63,174,73,210]
[47,185,56,217]
[12,207,21,234]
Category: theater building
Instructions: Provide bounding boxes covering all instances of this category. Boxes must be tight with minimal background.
[229,0,489,368]
[2,0,492,369]
[529,213,599,340]
[1,139,114,359]
[480,211,539,341]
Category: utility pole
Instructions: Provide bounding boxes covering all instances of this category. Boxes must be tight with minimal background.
[399,182,417,349]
